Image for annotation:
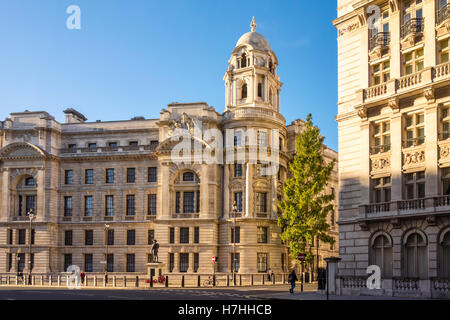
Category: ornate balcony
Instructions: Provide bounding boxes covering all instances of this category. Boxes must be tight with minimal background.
[369,32,390,51]
[401,18,424,39]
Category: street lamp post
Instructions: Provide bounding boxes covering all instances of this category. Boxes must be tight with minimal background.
[232,201,237,285]
[27,208,35,285]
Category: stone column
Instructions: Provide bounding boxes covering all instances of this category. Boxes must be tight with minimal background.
[424,0,436,68]
[245,163,252,217]
[391,112,403,201]
[425,102,438,197]
[160,163,170,219]
[390,8,401,79]
[360,22,369,88]
[1,169,10,221]
[200,165,209,218]
[325,257,341,295]
[360,121,371,205]
[224,164,230,219]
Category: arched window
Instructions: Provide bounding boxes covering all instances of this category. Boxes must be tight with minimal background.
[241,53,247,68]
[269,88,273,106]
[183,172,194,182]
[241,83,248,99]
[439,229,450,278]
[370,233,393,278]
[25,177,35,186]
[404,231,428,279]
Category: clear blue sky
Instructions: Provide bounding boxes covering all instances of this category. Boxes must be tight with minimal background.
[0,0,338,150]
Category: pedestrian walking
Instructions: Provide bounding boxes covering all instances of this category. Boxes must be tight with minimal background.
[80,271,85,284]
[288,270,298,294]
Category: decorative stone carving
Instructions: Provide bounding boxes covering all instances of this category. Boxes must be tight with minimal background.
[389,0,399,12]
[404,150,425,165]
[168,113,196,136]
[357,107,368,119]
[424,87,435,102]
[440,145,450,159]
[372,157,390,170]
[388,97,399,111]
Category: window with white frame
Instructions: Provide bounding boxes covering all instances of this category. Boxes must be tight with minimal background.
[441,106,450,140]
[372,121,391,153]
[404,171,425,199]
[404,113,424,147]
[371,61,390,86]
[372,176,392,203]
[403,48,424,75]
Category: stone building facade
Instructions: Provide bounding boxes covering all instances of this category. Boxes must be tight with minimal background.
[334,0,450,298]
[0,19,338,277]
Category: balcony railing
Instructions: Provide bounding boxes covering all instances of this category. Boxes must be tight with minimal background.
[437,4,450,25]
[434,195,450,207]
[401,18,424,39]
[369,32,390,51]
[365,202,391,214]
[403,137,425,148]
[363,195,450,215]
[370,144,391,154]
[60,144,157,154]
[398,198,425,210]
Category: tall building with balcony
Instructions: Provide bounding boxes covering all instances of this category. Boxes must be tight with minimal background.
[0,19,338,278]
[334,0,450,298]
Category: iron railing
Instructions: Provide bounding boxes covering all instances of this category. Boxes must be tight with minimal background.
[369,32,390,51]
[437,4,450,25]
[401,18,424,39]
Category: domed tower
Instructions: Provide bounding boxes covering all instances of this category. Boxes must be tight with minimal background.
[221,18,289,274]
[224,17,282,112]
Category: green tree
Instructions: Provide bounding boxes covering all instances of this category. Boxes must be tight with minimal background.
[278,114,336,264]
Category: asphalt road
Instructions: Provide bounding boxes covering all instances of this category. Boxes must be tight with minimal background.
[0,284,312,300]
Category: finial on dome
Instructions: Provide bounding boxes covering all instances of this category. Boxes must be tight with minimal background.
[251,17,257,32]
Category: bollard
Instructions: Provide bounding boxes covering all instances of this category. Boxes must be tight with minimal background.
[197,275,200,287]
[233,273,236,286]
[113,275,116,287]
[181,275,185,288]
[123,276,126,288]
[272,274,276,285]
[282,274,285,284]
[57,275,61,286]
[49,275,52,286]
[41,275,44,286]
[226,275,229,287]
[93,276,97,287]
[212,275,216,287]
[261,274,264,285]
[85,275,88,287]
[135,276,139,288]
[7,276,10,285]
[32,276,35,286]
[239,274,242,286]
[250,274,253,286]
[165,276,169,288]
[150,275,153,288]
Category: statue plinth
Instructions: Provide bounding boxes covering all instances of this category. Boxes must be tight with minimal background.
[147,262,165,278]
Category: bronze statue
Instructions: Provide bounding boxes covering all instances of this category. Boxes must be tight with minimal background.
[152,240,159,263]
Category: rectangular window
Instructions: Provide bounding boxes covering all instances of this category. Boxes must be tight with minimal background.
[126,195,135,216]
[129,141,138,146]
[257,226,269,243]
[68,144,77,150]
[85,169,94,184]
[105,195,114,216]
[126,254,135,272]
[107,254,114,272]
[107,229,114,246]
[231,226,240,244]
[127,230,136,245]
[371,60,390,85]
[372,121,391,154]
[8,253,12,272]
[148,167,157,183]
[148,230,155,245]
[255,192,267,213]
[403,48,424,75]
[180,227,189,244]
[169,228,175,244]
[258,130,267,146]
[127,168,136,183]
[84,196,93,217]
[64,196,72,217]
[18,229,26,245]
[196,191,200,213]
[372,177,392,203]
[257,83,262,97]
[85,230,93,245]
[234,192,243,212]
[17,253,25,272]
[84,254,93,272]
[31,229,35,245]
[194,253,199,273]
[175,192,180,213]
[105,168,115,184]
[108,142,118,147]
[257,253,268,273]
[194,227,199,244]
[234,164,242,177]
[234,131,242,147]
[439,39,450,64]
[169,253,174,272]
[65,170,73,185]
[179,253,189,273]
[231,252,240,272]
[404,113,425,147]
[18,196,22,216]
[404,171,426,199]
[64,254,72,272]
[88,143,97,149]
[65,230,73,246]
[8,229,13,245]
[441,106,450,140]
[26,195,36,214]
[148,194,157,215]
[183,192,195,213]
